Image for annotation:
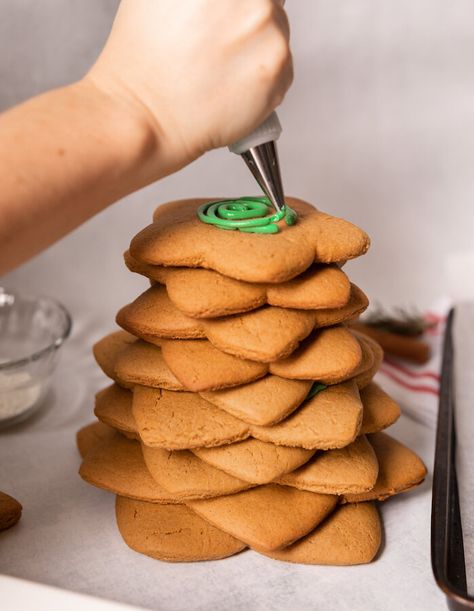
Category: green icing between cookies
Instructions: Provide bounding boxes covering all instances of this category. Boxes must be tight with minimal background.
[197,196,297,234]
[306,382,327,400]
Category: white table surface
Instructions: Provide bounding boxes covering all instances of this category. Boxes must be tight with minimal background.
[1,575,143,611]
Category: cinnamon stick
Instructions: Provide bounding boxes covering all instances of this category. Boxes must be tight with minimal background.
[352,322,431,364]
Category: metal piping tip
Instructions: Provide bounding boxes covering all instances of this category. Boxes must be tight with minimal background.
[241,141,285,213]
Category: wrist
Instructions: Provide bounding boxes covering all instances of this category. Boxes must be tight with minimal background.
[80,72,197,185]
[75,75,164,193]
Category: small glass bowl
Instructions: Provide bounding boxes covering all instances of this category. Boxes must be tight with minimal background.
[0,289,72,428]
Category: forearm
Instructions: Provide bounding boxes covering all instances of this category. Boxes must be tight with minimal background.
[0,0,292,274]
[0,79,161,273]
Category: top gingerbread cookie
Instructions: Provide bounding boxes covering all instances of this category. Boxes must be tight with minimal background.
[129,197,370,284]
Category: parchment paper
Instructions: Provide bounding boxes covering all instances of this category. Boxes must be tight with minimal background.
[0,313,444,611]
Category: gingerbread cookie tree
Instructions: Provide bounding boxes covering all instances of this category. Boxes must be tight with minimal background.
[78,197,426,565]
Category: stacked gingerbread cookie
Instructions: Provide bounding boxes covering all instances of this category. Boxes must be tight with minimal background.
[77,197,427,565]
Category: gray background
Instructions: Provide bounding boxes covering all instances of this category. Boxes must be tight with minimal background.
[2,0,474,322]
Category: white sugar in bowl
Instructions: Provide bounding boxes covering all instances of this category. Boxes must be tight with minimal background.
[0,289,71,428]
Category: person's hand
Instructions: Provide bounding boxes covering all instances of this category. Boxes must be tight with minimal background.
[0,0,292,272]
[87,0,292,174]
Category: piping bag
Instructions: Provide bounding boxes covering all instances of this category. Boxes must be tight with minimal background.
[228,0,286,213]
[198,108,289,234]
[228,111,285,213]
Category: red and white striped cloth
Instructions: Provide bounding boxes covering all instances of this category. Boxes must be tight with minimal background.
[374,298,451,429]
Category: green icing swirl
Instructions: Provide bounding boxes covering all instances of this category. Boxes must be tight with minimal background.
[197,196,297,234]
